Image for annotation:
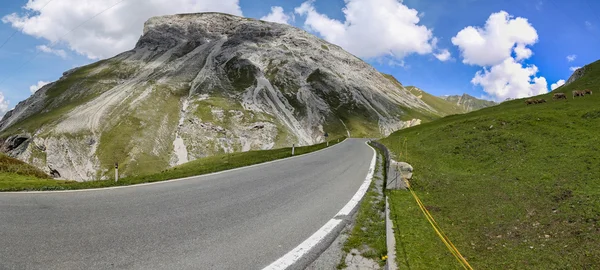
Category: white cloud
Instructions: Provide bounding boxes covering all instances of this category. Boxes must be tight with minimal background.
[471,56,548,101]
[585,21,593,30]
[434,49,451,61]
[551,79,565,90]
[2,0,243,59]
[514,44,532,61]
[570,66,581,72]
[36,45,67,59]
[261,6,293,25]
[452,11,547,101]
[566,54,576,62]
[0,91,9,117]
[451,11,538,66]
[294,0,435,59]
[29,81,50,93]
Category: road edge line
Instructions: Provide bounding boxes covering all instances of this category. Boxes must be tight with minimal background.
[2,139,348,194]
[262,140,377,270]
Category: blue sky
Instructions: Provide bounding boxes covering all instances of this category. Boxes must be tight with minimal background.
[0,0,599,115]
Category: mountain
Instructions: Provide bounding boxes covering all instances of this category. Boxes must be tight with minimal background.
[439,93,497,112]
[404,86,467,116]
[0,13,447,181]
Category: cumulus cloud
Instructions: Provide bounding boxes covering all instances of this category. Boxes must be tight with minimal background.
[434,49,451,61]
[0,91,9,116]
[294,0,435,59]
[566,54,576,62]
[37,45,67,59]
[29,81,50,93]
[452,11,547,100]
[570,66,581,72]
[2,0,243,59]
[261,6,293,25]
[451,11,538,66]
[471,58,548,101]
[551,79,565,90]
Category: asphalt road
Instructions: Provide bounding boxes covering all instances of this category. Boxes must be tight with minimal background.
[0,139,374,270]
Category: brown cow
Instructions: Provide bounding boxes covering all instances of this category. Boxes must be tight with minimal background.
[537,99,547,103]
[584,89,593,95]
[553,93,567,100]
[525,99,537,105]
[573,90,585,98]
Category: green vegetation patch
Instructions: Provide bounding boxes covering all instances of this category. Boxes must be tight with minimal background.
[0,153,50,179]
[225,56,258,91]
[380,82,600,268]
[96,84,185,178]
[0,153,75,191]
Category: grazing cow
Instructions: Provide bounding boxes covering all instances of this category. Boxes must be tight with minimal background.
[573,90,585,98]
[537,99,547,103]
[525,99,537,105]
[584,89,593,95]
[553,93,567,100]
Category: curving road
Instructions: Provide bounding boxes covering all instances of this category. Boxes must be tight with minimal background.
[0,139,374,270]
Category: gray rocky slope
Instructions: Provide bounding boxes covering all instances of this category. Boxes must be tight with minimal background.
[0,13,441,181]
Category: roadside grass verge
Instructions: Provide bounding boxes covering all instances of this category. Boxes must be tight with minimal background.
[338,145,387,268]
[0,138,345,191]
[380,88,600,268]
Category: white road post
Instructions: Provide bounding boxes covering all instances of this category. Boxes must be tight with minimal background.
[292,144,295,156]
[327,141,329,147]
[115,162,119,182]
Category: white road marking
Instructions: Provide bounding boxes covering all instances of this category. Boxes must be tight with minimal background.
[262,219,343,270]
[262,141,377,270]
[1,139,347,195]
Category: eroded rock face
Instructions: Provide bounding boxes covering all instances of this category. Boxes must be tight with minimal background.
[566,67,585,85]
[0,134,31,156]
[0,13,436,181]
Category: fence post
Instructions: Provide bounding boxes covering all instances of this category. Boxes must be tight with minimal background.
[292,144,295,156]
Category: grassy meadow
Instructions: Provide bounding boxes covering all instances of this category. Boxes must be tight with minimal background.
[380,60,600,269]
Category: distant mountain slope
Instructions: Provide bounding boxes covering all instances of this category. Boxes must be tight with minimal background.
[439,93,497,112]
[404,86,467,116]
[0,13,440,181]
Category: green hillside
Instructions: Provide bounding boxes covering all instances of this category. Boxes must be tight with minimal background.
[0,153,74,190]
[405,86,467,116]
[381,59,600,268]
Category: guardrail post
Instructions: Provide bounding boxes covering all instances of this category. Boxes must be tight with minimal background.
[327,141,329,147]
[292,144,295,156]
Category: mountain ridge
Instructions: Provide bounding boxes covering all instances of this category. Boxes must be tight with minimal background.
[439,93,497,112]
